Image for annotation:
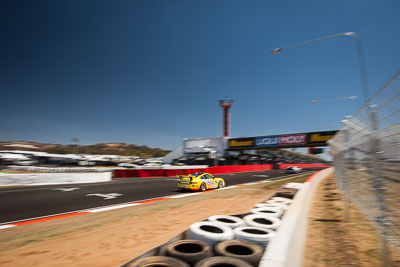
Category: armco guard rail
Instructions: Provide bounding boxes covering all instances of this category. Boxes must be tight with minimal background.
[113,164,331,178]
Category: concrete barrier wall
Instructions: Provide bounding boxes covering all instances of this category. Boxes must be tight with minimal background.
[259,167,334,267]
[113,164,332,178]
[113,167,208,178]
[210,164,273,173]
[279,163,331,169]
[0,172,113,186]
[7,165,118,172]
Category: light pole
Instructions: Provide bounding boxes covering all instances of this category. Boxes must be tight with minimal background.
[271,32,370,105]
[311,96,357,104]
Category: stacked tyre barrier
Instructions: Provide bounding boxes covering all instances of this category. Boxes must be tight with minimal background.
[122,182,303,267]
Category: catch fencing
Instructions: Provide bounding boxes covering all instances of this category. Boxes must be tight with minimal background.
[329,70,400,263]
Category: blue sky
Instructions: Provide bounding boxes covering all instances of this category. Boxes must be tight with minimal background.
[1,0,399,149]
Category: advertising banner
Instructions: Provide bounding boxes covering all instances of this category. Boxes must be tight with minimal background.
[228,130,338,150]
[307,131,338,145]
[184,137,225,154]
[279,134,307,145]
[228,138,254,148]
[255,136,279,147]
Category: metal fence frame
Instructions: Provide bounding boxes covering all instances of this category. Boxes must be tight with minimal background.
[329,70,400,265]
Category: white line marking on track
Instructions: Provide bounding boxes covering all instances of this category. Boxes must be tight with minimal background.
[168,193,202,198]
[52,188,80,192]
[86,193,122,200]
[0,225,16,230]
[89,203,140,213]
[217,186,237,190]
[243,182,258,186]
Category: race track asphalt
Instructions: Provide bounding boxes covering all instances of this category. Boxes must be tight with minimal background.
[0,169,320,224]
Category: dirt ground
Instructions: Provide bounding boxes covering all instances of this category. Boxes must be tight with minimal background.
[0,175,308,267]
[303,174,400,267]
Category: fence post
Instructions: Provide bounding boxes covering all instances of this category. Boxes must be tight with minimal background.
[343,129,353,222]
[369,109,388,266]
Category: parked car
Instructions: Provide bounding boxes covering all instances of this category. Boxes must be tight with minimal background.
[118,163,138,168]
[285,166,302,174]
[16,160,35,166]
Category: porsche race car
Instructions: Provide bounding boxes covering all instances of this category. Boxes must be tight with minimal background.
[177,172,225,191]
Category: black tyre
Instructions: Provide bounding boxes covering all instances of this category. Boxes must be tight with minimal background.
[275,188,297,199]
[200,183,206,192]
[127,256,189,267]
[243,214,281,230]
[208,215,245,229]
[267,197,292,205]
[218,181,224,188]
[189,221,234,246]
[215,239,263,266]
[166,239,212,266]
[234,226,276,247]
[194,256,252,267]
[250,207,283,218]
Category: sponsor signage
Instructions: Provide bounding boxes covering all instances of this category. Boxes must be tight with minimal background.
[229,138,254,148]
[307,131,338,144]
[229,130,338,149]
[255,134,306,147]
[255,136,279,147]
[280,134,307,145]
[184,137,225,154]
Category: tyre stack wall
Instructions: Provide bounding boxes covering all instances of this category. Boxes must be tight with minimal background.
[121,170,334,266]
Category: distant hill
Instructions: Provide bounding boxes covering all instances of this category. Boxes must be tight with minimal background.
[0,141,170,157]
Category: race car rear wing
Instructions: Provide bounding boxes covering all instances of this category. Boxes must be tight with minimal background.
[176,175,194,180]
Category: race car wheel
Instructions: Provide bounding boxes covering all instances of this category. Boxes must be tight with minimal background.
[189,221,234,246]
[217,181,224,188]
[166,239,212,266]
[243,214,281,230]
[214,239,264,266]
[200,183,206,192]
[208,215,245,229]
[233,226,276,247]
[194,256,252,267]
[127,256,189,267]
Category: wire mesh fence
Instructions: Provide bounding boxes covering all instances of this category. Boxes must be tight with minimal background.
[329,69,400,262]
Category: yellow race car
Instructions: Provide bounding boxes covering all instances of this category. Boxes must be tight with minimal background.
[177,172,225,191]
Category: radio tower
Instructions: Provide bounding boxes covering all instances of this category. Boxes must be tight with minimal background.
[219,99,234,138]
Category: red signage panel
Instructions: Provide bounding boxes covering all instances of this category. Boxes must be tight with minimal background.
[279,134,307,145]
